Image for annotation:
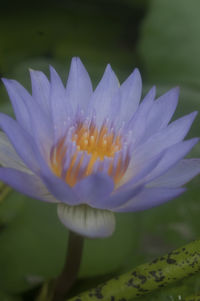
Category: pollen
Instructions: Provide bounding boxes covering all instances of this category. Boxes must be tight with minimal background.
[72,122,121,159]
[50,121,130,187]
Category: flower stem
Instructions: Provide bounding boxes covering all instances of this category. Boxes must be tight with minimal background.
[52,231,84,301]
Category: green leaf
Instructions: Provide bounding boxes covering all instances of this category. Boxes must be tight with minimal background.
[68,239,200,301]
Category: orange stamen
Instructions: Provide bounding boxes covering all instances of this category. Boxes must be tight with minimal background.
[50,122,129,187]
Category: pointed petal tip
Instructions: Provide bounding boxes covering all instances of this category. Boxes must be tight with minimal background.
[49,65,60,78]
[186,137,200,148]
[1,77,7,83]
[126,67,142,87]
[71,56,80,61]
[133,67,140,74]
[49,64,55,74]
[192,110,198,118]
[157,86,180,104]
[172,86,180,93]
[49,65,65,86]
[105,63,112,73]
[151,85,156,92]
[49,65,56,81]
[1,78,13,86]
[132,67,142,79]
[147,85,156,98]
[70,57,89,72]
[193,137,200,143]
[70,56,81,66]
[166,86,180,98]
[29,68,42,75]
[1,78,8,87]
[141,86,156,106]
[174,186,186,195]
[29,69,41,80]
[185,111,198,125]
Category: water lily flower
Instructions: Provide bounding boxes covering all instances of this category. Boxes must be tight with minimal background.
[0,57,199,238]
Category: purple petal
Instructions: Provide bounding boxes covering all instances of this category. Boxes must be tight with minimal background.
[128,86,156,123]
[90,184,144,210]
[155,111,197,146]
[133,85,156,122]
[0,113,41,173]
[0,114,84,206]
[74,173,114,204]
[108,90,122,128]
[2,79,32,131]
[125,86,156,146]
[0,114,68,204]
[30,69,51,116]
[22,94,54,158]
[143,87,179,139]
[66,57,93,113]
[150,159,200,187]
[113,187,185,212]
[50,66,71,140]
[144,138,199,183]
[0,132,30,173]
[118,151,164,189]
[141,86,156,106]
[0,168,58,202]
[88,64,119,125]
[118,68,142,122]
[132,111,197,175]
[41,170,80,206]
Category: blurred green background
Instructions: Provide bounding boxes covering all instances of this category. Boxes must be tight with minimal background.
[0,0,200,300]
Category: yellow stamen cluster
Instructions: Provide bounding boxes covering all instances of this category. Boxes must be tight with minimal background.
[51,122,129,187]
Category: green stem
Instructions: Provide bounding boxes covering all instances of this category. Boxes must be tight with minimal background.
[68,239,200,301]
[52,231,84,301]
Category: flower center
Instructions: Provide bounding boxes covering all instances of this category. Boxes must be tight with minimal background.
[72,122,121,159]
[50,120,130,187]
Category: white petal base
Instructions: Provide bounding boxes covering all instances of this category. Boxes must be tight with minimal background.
[57,203,115,238]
